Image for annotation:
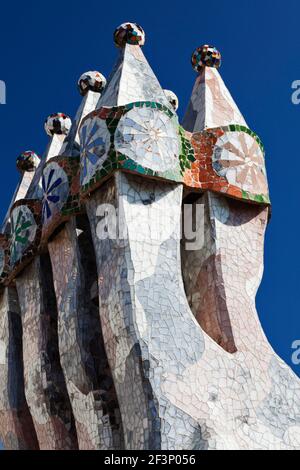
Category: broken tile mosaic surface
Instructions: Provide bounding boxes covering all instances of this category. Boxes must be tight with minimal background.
[79,102,186,196]
[16,256,78,450]
[35,69,122,449]
[0,22,299,451]
[26,133,67,200]
[182,66,248,133]
[0,236,9,286]
[85,172,300,450]
[60,76,106,159]
[40,157,82,244]
[96,44,171,109]
[0,287,39,449]
[212,130,268,195]
[183,126,269,203]
[42,162,69,223]
[80,116,111,186]
[114,106,179,172]
[10,205,37,266]
[2,153,40,234]
[48,218,123,449]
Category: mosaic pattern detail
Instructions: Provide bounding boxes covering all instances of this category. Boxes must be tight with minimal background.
[10,205,38,266]
[184,125,270,204]
[164,89,179,111]
[191,45,221,71]
[0,287,39,450]
[16,151,40,173]
[44,113,72,137]
[0,236,9,286]
[78,71,107,96]
[48,219,123,449]
[212,130,268,195]
[96,43,171,109]
[42,162,69,223]
[16,255,78,450]
[58,90,101,159]
[80,102,187,196]
[0,250,4,279]
[182,65,248,133]
[179,191,300,449]
[7,201,42,283]
[114,106,179,172]
[179,126,196,174]
[41,156,82,243]
[114,22,145,48]
[85,173,300,449]
[2,23,300,452]
[80,117,111,186]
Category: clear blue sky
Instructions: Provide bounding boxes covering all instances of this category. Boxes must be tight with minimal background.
[0,0,299,376]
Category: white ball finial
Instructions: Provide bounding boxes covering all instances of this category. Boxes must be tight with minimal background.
[78,71,107,96]
[164,89,179,111]
[44,113,72,137]
[16,151,40,172]
[191,45,222,72]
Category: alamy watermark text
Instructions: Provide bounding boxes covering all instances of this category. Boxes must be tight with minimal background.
[0,80,6,104]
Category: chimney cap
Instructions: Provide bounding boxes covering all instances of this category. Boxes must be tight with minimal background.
[78,71,107,96]
[191,45,221,72]
[164,89,179,111]
[113,22,145,48]
[44,113,72,137]
[16,150,40,172]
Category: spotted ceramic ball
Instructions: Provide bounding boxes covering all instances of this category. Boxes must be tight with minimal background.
[44,113,72,137]
[164,89,179,111]
[191,45,221,72]
[114,22,145,48]
[16,151,40,172]
[78,71,107,96]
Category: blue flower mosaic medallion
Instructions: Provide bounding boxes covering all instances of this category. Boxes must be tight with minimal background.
[80,117,111,186]
[42,162,69,223]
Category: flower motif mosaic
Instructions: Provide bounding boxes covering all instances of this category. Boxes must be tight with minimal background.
[10,205,37,266]
[79,102,194,195]
[42,162,69,223]
[80,117,111,186]
[114,106,180,172]
[212,131,268,195]
[183,125,269,204]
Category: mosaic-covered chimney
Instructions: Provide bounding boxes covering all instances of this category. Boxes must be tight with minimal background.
[0,23,300,450]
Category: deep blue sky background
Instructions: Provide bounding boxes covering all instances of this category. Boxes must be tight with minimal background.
[0,0,299,377]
